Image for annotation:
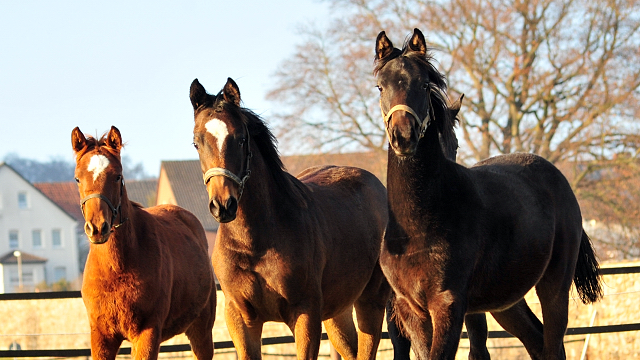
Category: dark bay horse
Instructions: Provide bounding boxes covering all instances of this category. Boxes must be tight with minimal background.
[374,29,603,360]
[72,126,216,360]
[189,78,391,360]
[385,96,492,360]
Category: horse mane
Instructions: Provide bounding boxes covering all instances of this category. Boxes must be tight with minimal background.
[374,39,459,160]
[74,133,123,163]
[234,106,310,208]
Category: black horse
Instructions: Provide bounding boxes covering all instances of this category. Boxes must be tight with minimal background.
[385,95,492,360]
[375,28,602,360]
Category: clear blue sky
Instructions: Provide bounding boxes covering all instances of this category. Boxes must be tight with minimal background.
[0,1,329,176]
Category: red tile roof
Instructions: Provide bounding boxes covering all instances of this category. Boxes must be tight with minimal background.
[34,182,83,222]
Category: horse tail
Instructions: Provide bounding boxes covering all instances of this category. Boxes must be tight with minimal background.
[573,229,603,304]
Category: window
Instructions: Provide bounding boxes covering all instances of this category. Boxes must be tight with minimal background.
[51,229,62,248]
[18,192,28,209]
[9,269,32,286]
[32,229,42,249]
[9,230,19,249]
[54,267,67,282]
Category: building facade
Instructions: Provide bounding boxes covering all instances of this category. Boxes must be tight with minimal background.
[0,163,79,293]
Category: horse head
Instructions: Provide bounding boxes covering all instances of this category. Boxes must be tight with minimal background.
[375,28,455,158]
[71,126,125,244]
[190,77,252,223]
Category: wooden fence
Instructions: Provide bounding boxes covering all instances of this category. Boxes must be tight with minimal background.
[1,266,639,358]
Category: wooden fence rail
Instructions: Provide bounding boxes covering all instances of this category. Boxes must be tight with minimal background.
[1,266,639,358]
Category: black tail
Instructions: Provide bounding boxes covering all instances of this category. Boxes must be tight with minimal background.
[573,230,603,304]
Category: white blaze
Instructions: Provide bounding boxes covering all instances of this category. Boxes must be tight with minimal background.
[87,154,110,181]
[205,118,229,153]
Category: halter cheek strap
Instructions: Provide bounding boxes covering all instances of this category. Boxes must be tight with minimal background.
[202,121,253,202]
[81,193,119,217]
[202,148,252,201]
[380,85,434,140]
[80,178,127,235]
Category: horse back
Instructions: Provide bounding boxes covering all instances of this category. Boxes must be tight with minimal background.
[464,153,583,308]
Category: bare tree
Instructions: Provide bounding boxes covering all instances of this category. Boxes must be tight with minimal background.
[267,0,640,256]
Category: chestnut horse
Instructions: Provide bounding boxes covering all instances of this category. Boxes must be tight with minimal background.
[72,126,216,360]
[189,78,391,360]
[374,29,602,360]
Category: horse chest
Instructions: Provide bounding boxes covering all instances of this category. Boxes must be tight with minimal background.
[216,248,308,322]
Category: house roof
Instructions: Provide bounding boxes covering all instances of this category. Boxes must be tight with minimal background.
[0,251,48,264]
[125,179,157,207]
[34,179,160,223]
[33,182,83,222]
[1,163,76,223]
[160,161,218,232]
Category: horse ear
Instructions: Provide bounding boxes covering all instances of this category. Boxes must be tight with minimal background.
[449,94,465,118]
[190,78,209,111]
[408,28,427,56]
[71,127,87,153]
[375,31,394,60]
[222,77,241,106]
[106,126,123,152]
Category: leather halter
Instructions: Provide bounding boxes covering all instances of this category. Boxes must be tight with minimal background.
[202,125,252,201]
[381,84,434,141]
[80,177,127,243]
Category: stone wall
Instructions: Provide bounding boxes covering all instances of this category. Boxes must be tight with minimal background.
[1,260,638,359]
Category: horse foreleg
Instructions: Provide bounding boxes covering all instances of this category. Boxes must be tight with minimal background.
[393,296,432,360]
[464,313,490,360]
[292,311,323,360]
[131,326,162,360]
[185,298,216,360]
[224,301,263,360]
[353,282,389,360]
[386,298,412,360]
[324,309,358,360]
[427,291,467,360]
[89,328,122,360]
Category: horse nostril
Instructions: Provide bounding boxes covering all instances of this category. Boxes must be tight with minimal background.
[226,197,238,215]
[100,222,110,236]
[209,199,221,218]
[84,222,94,236]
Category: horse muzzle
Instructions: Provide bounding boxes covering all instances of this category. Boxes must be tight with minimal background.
[388,117,420,157]
[85,221,111,244]
[209,196,238,223]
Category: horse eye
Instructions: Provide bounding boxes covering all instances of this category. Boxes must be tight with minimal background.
[193,142,199,150]
[115,175,122,182]
[239,138,246,147]
[422,83,429,90]
[74,178,80,184]
[376,85,382,92]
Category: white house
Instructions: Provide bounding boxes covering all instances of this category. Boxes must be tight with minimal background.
[0,163,80,293]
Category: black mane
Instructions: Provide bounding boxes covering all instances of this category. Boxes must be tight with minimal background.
[232,104,309,207]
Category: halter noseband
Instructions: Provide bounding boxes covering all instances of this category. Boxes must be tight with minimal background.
[381,84,435,140]
[80,177,127,243]
[202,125,252,201]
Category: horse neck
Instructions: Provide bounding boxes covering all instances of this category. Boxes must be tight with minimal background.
[91,188,139,272]
[386,124,467,230]
[388,125,451,195]
[220,148,289,247]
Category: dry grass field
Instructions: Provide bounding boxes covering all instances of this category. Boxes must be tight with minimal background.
[1,260,638,359]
